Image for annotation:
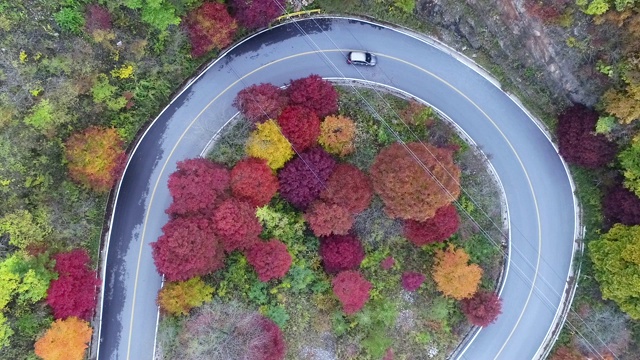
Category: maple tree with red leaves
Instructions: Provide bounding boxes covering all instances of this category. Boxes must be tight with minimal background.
[460,290,503,327]
[401,272,425,292]
[404,204,460,246]
[34,317,93,360]
[151,216,225,281]
[167,158,230,217]
[603,184,640,226]
[185,2,238,57]
[249,315,287,360]
[320,163,373,214]
[230,0,285,30]
[245,239,292,282]
[332,270,372,315]
[278,147,336,209]
[233,83,288,124]
[230,157,279,207]
[277,105,321,151]
[46,249,100,320]
[304,201,354,237]
[211,198,262,252]
[319,234,365,274]
[287,75,338,118]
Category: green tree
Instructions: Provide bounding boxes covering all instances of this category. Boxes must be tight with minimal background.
[0,209,51,250]
[0,313,13,349]
[0,252,57,310]
[589,224,640,319]
[619,137,640,197]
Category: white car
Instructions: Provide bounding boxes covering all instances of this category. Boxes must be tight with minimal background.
[347,51,377,66]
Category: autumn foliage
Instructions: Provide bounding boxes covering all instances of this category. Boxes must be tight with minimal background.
[431,245,482,300]
[85,4,112,33]
[556,104,617,168]
[157,277,214,316]
[332,271,372,315]
[304,202,354,237]
[34,317,92,360]
[167,158,230,217]
[318,115,356,156]
[404,204,460,246]
[277,105,321,151]
[603,184,640,226]
[151,216,225,281]
[460,290,503,327]
[233,83,288,124]
[245,239,293,282]
[46,249,100,320]
[64,126,126,192]
[287,75,338,118]
[319,234,365,274]
[185,2,238,57]
[246,119,295,170]
[230,0,285,29]
[212,198,262,252]
[230,157,279,207]
[370,142,461,221]
[320,163,373,214]
[401,272,426,292]
[278,147,336,209]
[550,346,584,360]
[251,315,287,360]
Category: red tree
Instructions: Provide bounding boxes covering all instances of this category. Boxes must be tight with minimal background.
[85,4,111,33]
[287,75,338,118]
[401,272,425,292]
[332,271,372,315]
[230,0,285,29]
[304,202,354,237]
[460,290,503,327]
[233,83,288,124]
[245,239,292,282]
[230,157,279,207]
[277,105,321,151]
[320,163,373,214]
[603,184,640,226]
[278,147,336,209]
[167,158,230,217]
[404,204,460,246]
[151,216,225,281]
[557,104,617,168]
[248,316,287,360]
[46,249,100,320]
[185,2,238,57]
[319,234,365,274]
[211,198,262,252]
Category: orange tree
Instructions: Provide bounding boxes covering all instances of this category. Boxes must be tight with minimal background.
[431,245,482,300]
[318,115,356,156]
[34,317,92,360]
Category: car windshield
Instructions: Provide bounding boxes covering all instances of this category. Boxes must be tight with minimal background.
[365,53,371,62]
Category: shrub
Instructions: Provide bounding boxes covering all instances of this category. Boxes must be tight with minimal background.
[230,0,286,29]
[64,126,126,192]
[370,142,461,221]
[34,317,92,360]
[245,239,292,282]
[230,157,279,207]
[46,249,100,320]
[603,184,640,226]
[276,105,321,152]
[233,83,288,124]
[151,216,225,281]
[85,4,112,34]
[460,290,503,327]
[318,115,356,156]
[319,234,365,274]
[287,75,338,118]
[403,204,460,246]
[380,256,395,270]
[556,104,617,168]
[167,158,230,217]
[320,163,373,214]
[401,272,425,292]
[332,271,372,315]
[246,119,295,170]
[212,198,262,252]
[278,147,336,209]
[185,2,237,57]
[431,245,482,300]
[157,277,214,316]
[304,202,354,237]
[550,346,583,360]
[54,7,85,35]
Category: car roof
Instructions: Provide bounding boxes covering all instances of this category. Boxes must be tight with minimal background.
[350,51,367,62]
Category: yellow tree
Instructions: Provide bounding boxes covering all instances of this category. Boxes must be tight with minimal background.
[246,119,294,170]
[157,277,214,316]
[34,317,92,360]
[431,245,482,300]
[318,115,356,156]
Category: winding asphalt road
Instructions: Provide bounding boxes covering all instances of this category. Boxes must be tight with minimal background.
[97,17,576,360]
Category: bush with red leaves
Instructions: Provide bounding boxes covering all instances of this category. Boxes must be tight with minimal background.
[460,290,503,327]
[245,239,292,282]
[151,216,225,281]
[287,75,338,118]
[277,106,321,151]
[185,2,238,57]
[332,271,372,315]
[46,249,101,320]
[401,272,425,292]
[319,234,365,274]
[231,157,279,207]
[85,4,111,33]
[320,163,373,214]
[304,202,354,237]
[167,158,230,217]
[380,256,395,270]
[278,147,336,209]
[233,83,288,124]
[230,0,285,30]
[383,348,394,360]
[557,104,617,168]
[249,315,287,360]
[212,198,262,252]
[404,204,460,246]
[603,184,640,226]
